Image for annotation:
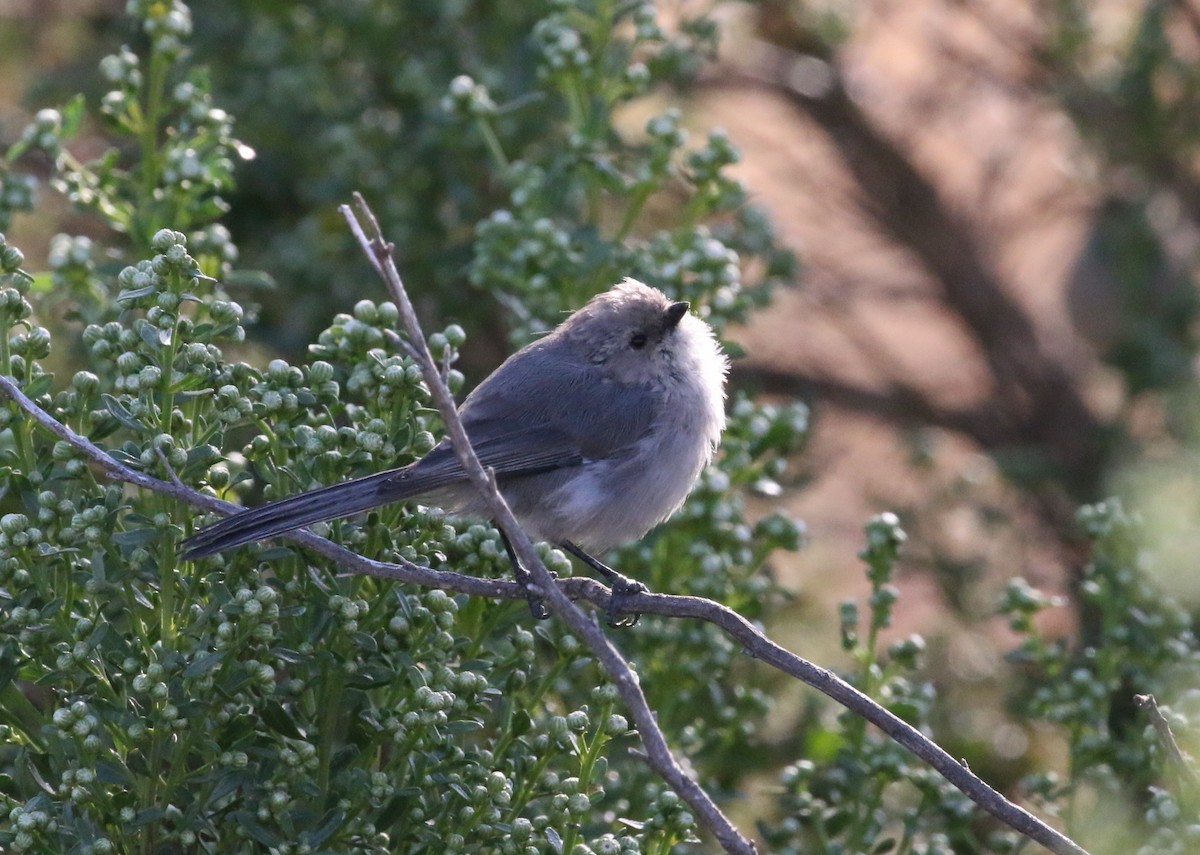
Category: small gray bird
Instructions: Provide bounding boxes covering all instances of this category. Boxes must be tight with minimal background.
[182,278,729,624]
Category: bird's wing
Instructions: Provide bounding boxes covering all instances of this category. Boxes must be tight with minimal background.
[456,341,658,459]
[383,343,658,495]
[400,421,585,484]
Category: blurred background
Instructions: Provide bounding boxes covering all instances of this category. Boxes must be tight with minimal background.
[6,0,1200,843]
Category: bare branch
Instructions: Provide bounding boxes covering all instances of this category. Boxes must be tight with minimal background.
[338,194,758,855]
[1135,694,1200,786]
[154,446,187,490]
[381,326,423,362]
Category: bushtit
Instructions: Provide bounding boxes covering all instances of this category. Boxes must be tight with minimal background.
[182,278,729,624]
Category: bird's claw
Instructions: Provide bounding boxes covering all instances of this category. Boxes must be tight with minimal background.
[519,571,555,621]
[527,596,551,621]
[606,577,648,628]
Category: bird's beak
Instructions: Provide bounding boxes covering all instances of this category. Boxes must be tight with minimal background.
[664,301,689,330]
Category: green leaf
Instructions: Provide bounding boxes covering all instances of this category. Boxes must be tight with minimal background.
[805,726,845,761]
[0,646,16,691]
[102,394,147,433]
[304,808,347,847]
[0,676,46,749]
[86,413,123,442]
[130,586,155,609]
[108,447,141,467]
[261,700,306,740]
[233,812,284,847]
[183,650,225,679]
[138,322,172,348]
[886,700,921,724]
[33,545,80,560]
[168,373,209,394]
[207,770,253,807]
[22,373,53,399]
[26,271,54,294]
[223,268,276,290]
[59,94,85,138]
[5,138,29,161]
[117,285,158,303]
[95,758,134,787]
[510,709,533,737]
[90,549,106,585]
[445,719,484,734]
[176,389,216,403]
[130,806,166,828]
[271,647,307,664]
[345,665,395,689]
[183,443,222,471]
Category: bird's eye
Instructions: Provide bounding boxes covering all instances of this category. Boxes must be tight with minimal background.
[629,332,648,350]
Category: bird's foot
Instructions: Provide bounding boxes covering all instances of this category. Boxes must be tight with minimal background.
[557,540,648,628]
[514,567,554,621]
[605,575,648,628]
[499,529,554,621]
[525,587,551,621]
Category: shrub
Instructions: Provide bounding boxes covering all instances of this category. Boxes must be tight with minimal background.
[0,1,805,851]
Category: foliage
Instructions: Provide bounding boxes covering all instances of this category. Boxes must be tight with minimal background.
[760,513,1022,855]
[184,0,795,353]
[0,1,806,852]
[1036,0,1200,398]
[758,501,1200,855]
[1001,498,1200,855]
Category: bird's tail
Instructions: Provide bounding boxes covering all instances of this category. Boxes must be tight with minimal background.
[182,466,426,559]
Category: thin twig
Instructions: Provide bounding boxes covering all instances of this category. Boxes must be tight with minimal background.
[1135,694,1200,786]
[154,446,187,490]
[381,327,423,362]
[338,194,758,855]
